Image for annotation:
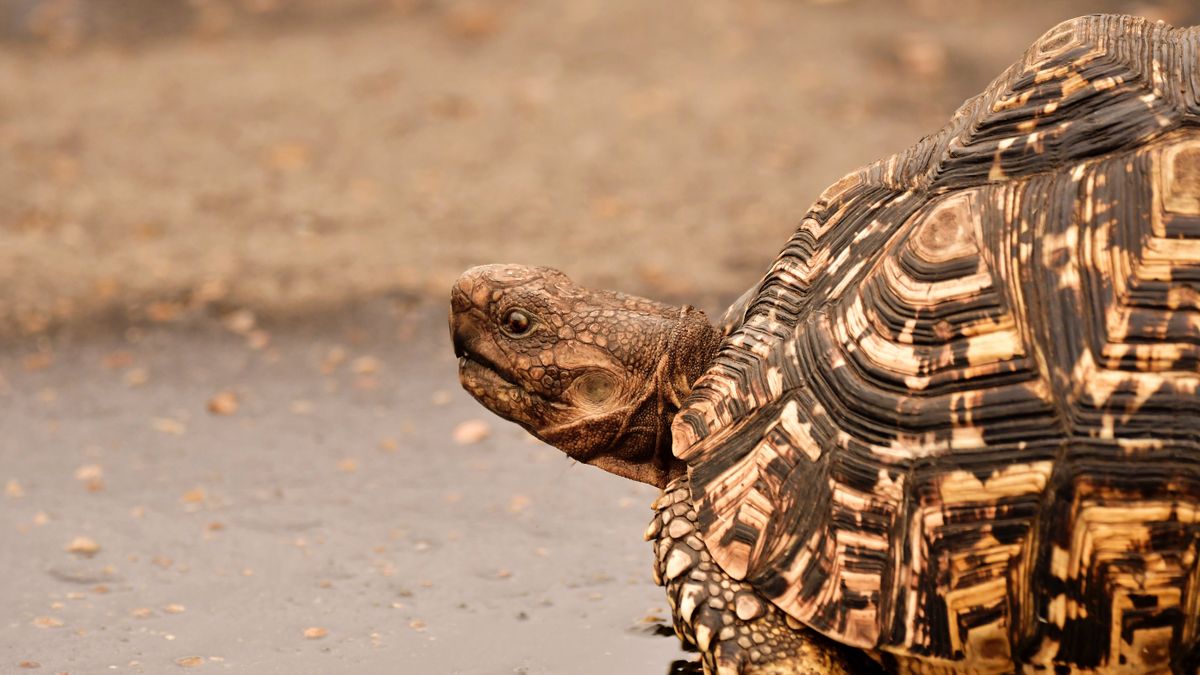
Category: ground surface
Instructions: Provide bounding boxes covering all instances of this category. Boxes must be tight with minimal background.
[1,302,685,674]
[4,1,1200,673]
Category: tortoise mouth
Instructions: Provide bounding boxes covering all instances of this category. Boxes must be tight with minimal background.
[458,353,519,392]
[457,353,551,428]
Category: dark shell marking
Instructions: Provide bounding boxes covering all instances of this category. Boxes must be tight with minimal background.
[675,15,1200,673]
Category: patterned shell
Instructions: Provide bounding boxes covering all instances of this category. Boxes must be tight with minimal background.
[672,14,1200,673]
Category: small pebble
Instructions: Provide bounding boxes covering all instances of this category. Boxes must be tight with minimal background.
[180,488,206,504]
[206,391,239,416]
[222,310,255,334]
[125,368,149,387]
[452,419,490,445]
[153,418,186,435]
[74,464,104,492]
[5,479,24,498]
[351,356,380,375]
[65,536,100,557]
[321,346,347,374]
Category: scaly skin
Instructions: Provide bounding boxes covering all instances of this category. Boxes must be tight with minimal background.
[449,263,871,674]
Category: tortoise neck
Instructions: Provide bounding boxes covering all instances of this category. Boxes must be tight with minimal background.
[649,306,723,486]
[586,305,721,488]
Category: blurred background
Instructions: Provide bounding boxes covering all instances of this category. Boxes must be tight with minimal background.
[5,0,1199,334]
[2,1,1198,673]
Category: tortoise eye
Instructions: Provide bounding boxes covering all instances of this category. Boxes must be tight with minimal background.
[502,309,533,337]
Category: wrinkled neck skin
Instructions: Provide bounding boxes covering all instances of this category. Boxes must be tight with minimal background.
[539,309,720,487]
[450,264,723,489]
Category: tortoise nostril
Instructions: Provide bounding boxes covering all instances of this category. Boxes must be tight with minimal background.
[449,312,473,358]
[449,305,471,357]
[452,331,468,358]
[449,281,477,358]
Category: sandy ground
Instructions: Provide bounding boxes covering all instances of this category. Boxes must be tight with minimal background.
[5,1,1200,673]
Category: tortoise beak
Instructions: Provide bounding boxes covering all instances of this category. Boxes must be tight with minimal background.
[450,269,493,359]
[449,285,472,359]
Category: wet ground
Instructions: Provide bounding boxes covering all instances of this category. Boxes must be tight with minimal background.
[5,1,1200,673]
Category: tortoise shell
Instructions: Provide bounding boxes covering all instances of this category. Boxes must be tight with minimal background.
[673,14,1200,672]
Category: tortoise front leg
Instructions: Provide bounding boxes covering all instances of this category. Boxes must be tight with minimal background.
[689,598,869,675]
[649,480,883,675]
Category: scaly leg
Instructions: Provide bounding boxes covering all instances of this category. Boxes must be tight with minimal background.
[648,479,885,675]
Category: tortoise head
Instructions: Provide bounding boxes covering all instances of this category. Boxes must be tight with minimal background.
[450,264,722,487]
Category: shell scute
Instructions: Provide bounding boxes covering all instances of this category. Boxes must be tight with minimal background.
[676,14,1200,672]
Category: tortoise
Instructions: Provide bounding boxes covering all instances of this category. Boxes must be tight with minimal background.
[449,14,1200,674]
